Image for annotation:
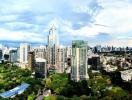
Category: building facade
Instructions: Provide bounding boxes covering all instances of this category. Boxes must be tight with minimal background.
[56,46,67,73]
[33,46,47,59]
[9,49,18,63]
[88,54,100,70]
[0,49,2,60]
[47,25,59,69]
[35,58,47,78]
[48,25,59,47]
[20,43,30,64]
[71,40,89,81]
[28,51,35,71]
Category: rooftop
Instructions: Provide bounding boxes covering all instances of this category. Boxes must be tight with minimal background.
[0,83,30,98]
[36,58,46,62]
[120,69,132,75]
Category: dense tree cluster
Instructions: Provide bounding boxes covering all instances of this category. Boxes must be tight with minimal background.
[45,72,131,100]
[0,63,44,100]
[0,63,131,100]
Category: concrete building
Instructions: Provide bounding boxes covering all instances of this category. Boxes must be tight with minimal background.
[3,54,9,62]
[17,48,20,62]
[65,46,72,58]
[28,51,35,71]
[71,40,89,82]
[0,49,2,60]
[20,43,30,64]
[33,46,47,59]
[103,65,117,72]
[0,49,3,63]
[3,47,10,62]
[47,25,59,70]
[88,54,100,70]
[56,46,67,73]
[120,69,132,81]
[9,49,18,63]
[46,25,70,73]
[35,58,47,78]
[65,46,72,67]
[47,45,58,66]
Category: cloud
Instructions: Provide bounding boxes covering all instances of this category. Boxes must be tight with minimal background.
[61,25,106,37]
[0,0,131,47]
[95,0,132,34]
[0,28,45,43]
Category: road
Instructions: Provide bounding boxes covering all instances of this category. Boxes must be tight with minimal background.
[36,95,44,100]
[36,89,51,100]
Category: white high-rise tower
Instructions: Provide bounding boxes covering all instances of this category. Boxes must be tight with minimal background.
[48,25,59,46]
[47,25,60,71]
[20,43,30,64]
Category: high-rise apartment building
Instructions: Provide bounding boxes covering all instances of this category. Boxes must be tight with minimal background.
[17,48,20,62]
[35,58,47,78]
[66,46,72,58]
[33,46,47,59]
[0,49,2,60]
[0,49,3,63]
[3,47,10,62]
[56,46,67,73]
[28,51,35,71]
[9,49,18,63]
[88,54,100,70]
[20,43,30,64]
[71,40,89,82]
[47,25,70,73]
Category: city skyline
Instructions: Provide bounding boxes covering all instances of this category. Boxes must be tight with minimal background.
[0,0,132,47]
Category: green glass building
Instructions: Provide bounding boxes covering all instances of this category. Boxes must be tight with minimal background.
[71,40,89,81]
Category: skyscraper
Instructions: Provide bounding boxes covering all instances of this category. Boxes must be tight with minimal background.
[28,51,35,71]
[71,40,89,82]
[20,43,30,64]
[47,25,59,68]
[48,25,59,46]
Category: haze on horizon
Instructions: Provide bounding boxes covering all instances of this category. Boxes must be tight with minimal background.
[0,0,132,47]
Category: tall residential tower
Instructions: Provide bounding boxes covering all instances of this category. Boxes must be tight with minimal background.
[20,43,30,64]
[71,40,89,81]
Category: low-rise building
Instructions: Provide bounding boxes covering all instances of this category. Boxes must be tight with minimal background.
[120,69,132,81]
[103,65,117,72]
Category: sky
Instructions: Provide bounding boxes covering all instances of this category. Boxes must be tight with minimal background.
[0,0,132,47]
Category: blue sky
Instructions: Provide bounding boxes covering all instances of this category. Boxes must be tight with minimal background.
[0,0,132,47]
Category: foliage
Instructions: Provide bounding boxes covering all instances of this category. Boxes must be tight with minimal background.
[0,63,44,99]
[44,95,57,100]
[104,87,128,100]
[27,93,36,100]
[0,63,131,99]
[45,73,68,94]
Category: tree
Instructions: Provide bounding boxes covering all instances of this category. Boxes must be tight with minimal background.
[27,93,36,100]
[104,87,127,100]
